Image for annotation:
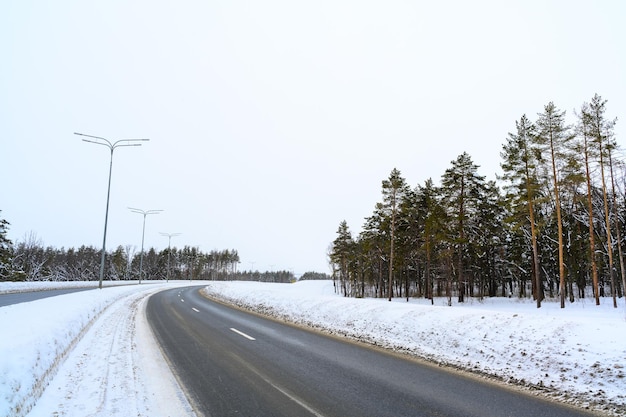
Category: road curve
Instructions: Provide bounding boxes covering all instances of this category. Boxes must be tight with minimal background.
[146,286,597,417]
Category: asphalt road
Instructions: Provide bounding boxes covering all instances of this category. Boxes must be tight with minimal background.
[0,287,95,307]
[146,286,597,417]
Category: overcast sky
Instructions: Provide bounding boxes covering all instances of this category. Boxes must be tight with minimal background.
[2,1,625,275]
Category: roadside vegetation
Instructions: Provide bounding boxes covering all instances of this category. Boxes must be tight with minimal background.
[329,95,625,308]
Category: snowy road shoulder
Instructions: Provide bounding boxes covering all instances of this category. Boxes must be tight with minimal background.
[26,286,195,417]
[202,280,626,416]
[0,282,200,417]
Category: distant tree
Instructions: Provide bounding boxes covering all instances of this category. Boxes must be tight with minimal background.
[76,245,100,281]
[123,245,136,280]
[63,247,78,280]
[110,245,127,280]
[143,247,160,280]
[0,233,240,284]
[299,271,331,280]
[12,232,47,281]
[203,249,240,279]
[330,220,355,296]
[0,211,14,281]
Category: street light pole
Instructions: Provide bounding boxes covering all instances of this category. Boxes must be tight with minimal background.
[160,232,181,282]
[77,132,149,289]
[129,208,162,284]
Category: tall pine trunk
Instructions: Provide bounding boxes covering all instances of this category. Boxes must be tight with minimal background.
[582,132,601,305]
[426,233,433,305]
[549,131,567,308]
[388,193,396,302]
[525,161,542,307]
[608,147,626,302]
[598,132,618,308]
[458,177,465,303]
[538,103,571,308]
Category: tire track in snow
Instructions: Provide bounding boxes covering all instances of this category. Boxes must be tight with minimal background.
[27,287,194,417]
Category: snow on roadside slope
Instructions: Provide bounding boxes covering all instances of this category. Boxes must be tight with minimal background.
[203,280,626,415]
[2,279,625,416]
[0,281,199,417]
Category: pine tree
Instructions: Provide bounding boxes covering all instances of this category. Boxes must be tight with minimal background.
[417,178,447,303]
[607,144,626,304]
[576,104,601,305]
[330,220,355,297]
[536,102,574,308]
[500,115,544,306]
[0,211,14,281]
[397,187,419,300]
[360,204,388,298]
[381,168,409,301]
[470,180,506,299]
[440,152,486,302]
[111,245,127,280]
[584,94,619,307]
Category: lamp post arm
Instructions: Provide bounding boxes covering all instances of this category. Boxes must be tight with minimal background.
[75,132,109,143]
[113,139,149,148]
[81,138,113,149]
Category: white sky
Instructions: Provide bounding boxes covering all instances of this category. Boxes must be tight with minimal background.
[2,0,625,275]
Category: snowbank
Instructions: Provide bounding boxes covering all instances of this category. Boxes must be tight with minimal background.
[0,281,197,417]
[1,285,137,416]
[1,279,624,416]
[203,280,626,415]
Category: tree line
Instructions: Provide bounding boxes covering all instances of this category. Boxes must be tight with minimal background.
[0,227,292,283]
[0,215,296,284]
[329,94,625,308]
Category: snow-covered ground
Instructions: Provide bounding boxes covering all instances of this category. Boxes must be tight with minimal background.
[0,281,200,417]
[1,280,625,416]
[202,281,626,416]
